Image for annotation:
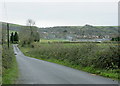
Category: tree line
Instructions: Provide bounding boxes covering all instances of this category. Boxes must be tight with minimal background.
[111,36,120,41]
[10,32,19,43]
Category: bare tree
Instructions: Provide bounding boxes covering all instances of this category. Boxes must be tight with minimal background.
[26,19,35,27]
[26,19,35,34]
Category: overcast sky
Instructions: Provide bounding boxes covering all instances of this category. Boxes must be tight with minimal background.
[1,0,119,27]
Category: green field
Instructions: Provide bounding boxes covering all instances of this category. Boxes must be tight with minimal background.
[19,40,119,80]
[40,39,69,43]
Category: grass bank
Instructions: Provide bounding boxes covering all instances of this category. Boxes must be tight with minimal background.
[0,45,2,85]
[2,44,18,84]
[19,42,119,80]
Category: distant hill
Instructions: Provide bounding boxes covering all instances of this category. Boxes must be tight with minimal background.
[38,24,118,40]
[1,22,23,31]
[1,22,118,40]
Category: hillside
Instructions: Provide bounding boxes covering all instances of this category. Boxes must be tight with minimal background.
[38,25,118,40]
[1,22,118,40]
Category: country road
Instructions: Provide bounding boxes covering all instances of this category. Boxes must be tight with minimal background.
[13,44,118,84]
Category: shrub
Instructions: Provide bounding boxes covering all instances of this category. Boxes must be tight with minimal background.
[23,42,119,70]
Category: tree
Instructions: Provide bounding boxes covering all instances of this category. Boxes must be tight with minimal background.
[19,19,40,46]
[63,30,67,39]
[14,32,19,43]
[26,19,40,42]
[19,26,31,46]
[10,32,14,43]
[26,19,36,42]
[35,32,40,42]
[26,19,35,35]
[63,30,67,33]
[111,37,120,41]
[26,19,35,27]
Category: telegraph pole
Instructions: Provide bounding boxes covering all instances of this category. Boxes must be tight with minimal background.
[7,23,9,48]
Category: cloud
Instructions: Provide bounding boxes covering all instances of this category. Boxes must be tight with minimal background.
[1,2,118,27]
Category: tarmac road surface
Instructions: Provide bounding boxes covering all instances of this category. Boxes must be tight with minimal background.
[13,44,118,85]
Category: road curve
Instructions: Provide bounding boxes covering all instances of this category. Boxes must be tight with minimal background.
[13,45,118,84]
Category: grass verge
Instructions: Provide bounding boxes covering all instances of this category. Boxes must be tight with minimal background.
[2,45,19,84]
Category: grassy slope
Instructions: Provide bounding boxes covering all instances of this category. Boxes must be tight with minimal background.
[2,45,18,84]
[19,41,119,80]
